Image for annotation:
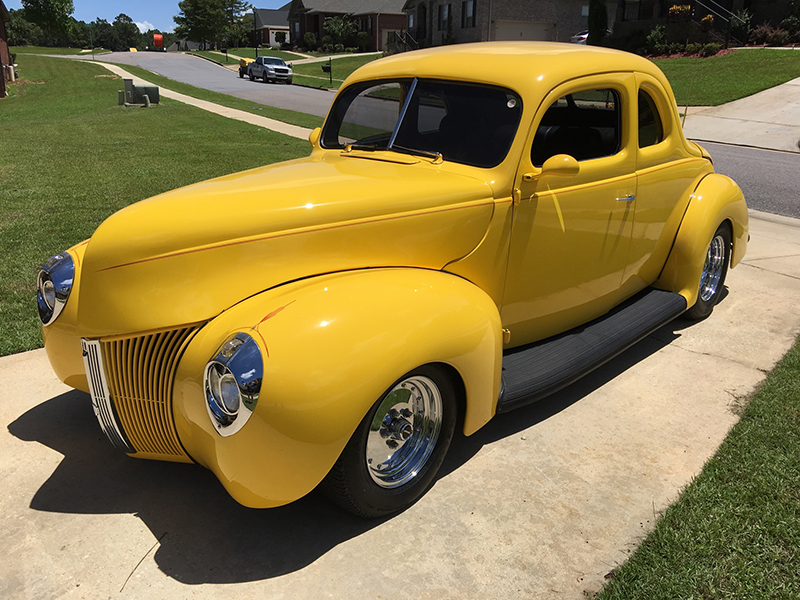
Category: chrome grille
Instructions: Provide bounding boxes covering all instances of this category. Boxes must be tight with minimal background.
[83,339,135,454]
[83,326,198,459]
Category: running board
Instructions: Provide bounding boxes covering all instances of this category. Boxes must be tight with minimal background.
[496,288,687,413]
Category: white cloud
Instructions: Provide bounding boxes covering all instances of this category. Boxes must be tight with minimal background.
[135,21,155,33]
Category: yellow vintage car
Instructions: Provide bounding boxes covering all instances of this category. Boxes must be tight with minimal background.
[37,42,748,518]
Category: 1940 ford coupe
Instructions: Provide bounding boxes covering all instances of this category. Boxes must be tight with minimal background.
[38,43,748,518]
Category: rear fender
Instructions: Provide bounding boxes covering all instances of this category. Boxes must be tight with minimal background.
[173,268,502,508]
[655,173,748,305]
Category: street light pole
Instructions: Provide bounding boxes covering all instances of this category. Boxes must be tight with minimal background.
[253,8,258,58]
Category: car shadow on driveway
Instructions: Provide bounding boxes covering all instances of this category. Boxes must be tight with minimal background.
[7,320,685,584]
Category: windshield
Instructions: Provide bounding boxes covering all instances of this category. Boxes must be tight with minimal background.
[321,78,522,168]
[263,57,286,66]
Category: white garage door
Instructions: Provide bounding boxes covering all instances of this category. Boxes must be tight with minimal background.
[494,20,552,41]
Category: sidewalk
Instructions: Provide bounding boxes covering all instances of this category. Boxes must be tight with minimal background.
[2,210,799,599]
[683,76,800,153]
[97,62,313,141]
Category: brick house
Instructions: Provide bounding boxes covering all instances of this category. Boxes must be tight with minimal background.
[254,3,292,47]
[401,0,618,47]
[287,0,407,51]
[1,0,11,99]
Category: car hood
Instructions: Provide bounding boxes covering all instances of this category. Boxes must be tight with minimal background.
[77,153,495,338]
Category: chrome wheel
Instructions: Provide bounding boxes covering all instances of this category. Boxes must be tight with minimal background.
[698,234,726,302]
[366,375,443,488]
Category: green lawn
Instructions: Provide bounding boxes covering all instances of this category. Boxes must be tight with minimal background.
[195,47,306,62]
[0,54,310,356]
[292,54,382,89]
[598,334,800,599]
[117,62,324,130]
[654,48,800,106]
[10,45,111,55]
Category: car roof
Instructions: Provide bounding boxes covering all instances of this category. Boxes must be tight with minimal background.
[346,42,671,100]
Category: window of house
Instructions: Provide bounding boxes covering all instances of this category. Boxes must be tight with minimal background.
[638,90,664,147]
[438,4,451,31]
[530,88,622,166]
[461,0,475,28]
[408,12,415,29]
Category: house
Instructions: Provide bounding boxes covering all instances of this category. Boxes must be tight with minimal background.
[287,0,407,51]
[1,0,11,99]
[254,3,292,46]
[401,0,617,47]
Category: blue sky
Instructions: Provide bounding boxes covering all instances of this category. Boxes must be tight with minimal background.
[5,1,289,33]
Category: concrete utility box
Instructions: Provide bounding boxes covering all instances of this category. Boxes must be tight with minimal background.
[123,79,159,104]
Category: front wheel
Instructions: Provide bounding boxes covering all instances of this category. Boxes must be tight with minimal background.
[321,365,457,518]
[685,223,732,320]
[248,71,255,81]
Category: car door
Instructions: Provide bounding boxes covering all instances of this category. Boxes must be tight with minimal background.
[501,74,637,346]
[622,73,714,290]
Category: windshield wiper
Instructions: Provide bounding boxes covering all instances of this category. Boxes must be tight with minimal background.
[390,144,443,163]
[343,143,380,152]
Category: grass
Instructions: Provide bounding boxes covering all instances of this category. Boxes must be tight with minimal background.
[194,47,306,61]
[0,54,310,356]
[654,48,800,106]
[598,334,800,599]
[9,45,109,55]
[292,54,381,89]
[111,62,324,130]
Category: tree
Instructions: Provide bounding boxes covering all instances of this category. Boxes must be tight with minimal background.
[174,0,251,47]
[587,0,608,46]
[113,14,140,49]
[7,9,46,46]
[323,15,356,47]
[21,0,74,35]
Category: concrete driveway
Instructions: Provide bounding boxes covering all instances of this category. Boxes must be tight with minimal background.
[3,211,799,599]
[77,51,337,117]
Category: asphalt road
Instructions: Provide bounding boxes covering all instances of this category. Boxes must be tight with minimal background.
[698,142,800,220]
[76,54,800,219]
[79,51,336,118]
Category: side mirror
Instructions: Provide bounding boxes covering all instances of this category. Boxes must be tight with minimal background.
[541,154,580,177]
[308,127,322,148]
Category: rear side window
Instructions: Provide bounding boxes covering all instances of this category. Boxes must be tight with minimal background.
[530,89,621,167]
[638,90,664,148]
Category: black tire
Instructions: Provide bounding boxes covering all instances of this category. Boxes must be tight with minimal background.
[263,75,269,83]
[320,365,457,518]
[239,70,244,79]
[685,222,732,320]
[248,71,255,81]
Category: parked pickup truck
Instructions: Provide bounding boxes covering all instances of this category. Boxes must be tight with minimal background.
[247,56,293,84]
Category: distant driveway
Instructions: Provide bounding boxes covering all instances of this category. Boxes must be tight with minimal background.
[76,52,335,118]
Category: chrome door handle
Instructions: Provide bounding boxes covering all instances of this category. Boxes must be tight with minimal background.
[616,194,636,202]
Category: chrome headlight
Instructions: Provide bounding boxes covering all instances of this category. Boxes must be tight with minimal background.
[37,253,75,326]
[204,332,263,436]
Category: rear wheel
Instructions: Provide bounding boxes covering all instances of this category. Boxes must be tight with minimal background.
[239,70,244,78]
[685,223,732,320]
[321,365,457,518]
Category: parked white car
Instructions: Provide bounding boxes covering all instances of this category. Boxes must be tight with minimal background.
[248,56,293,84]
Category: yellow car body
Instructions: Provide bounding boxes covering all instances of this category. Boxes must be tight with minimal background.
[39,42,747,514]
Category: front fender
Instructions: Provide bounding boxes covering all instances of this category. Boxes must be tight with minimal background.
[173,268,502,508]
[655,173,748,305]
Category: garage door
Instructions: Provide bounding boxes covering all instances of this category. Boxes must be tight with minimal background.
[494,20,552,41]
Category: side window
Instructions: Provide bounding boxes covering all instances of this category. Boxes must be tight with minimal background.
[638,90,664,148]
[530,88,621,167]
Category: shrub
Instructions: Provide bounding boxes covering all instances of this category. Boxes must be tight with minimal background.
[685,42,703,55]
[321,35,333,47]
[303,31,317,50]
[334,43,344,52]
[345,46,357,53]
[701,14,714,32]
[668,42,685,54]
[767,27,790,46]
[356,31,369,51]
[701,42,721,56]
[730,9,752,44]
[645,24,667,54]
[749,23,773,45]
[668,4,690,19]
